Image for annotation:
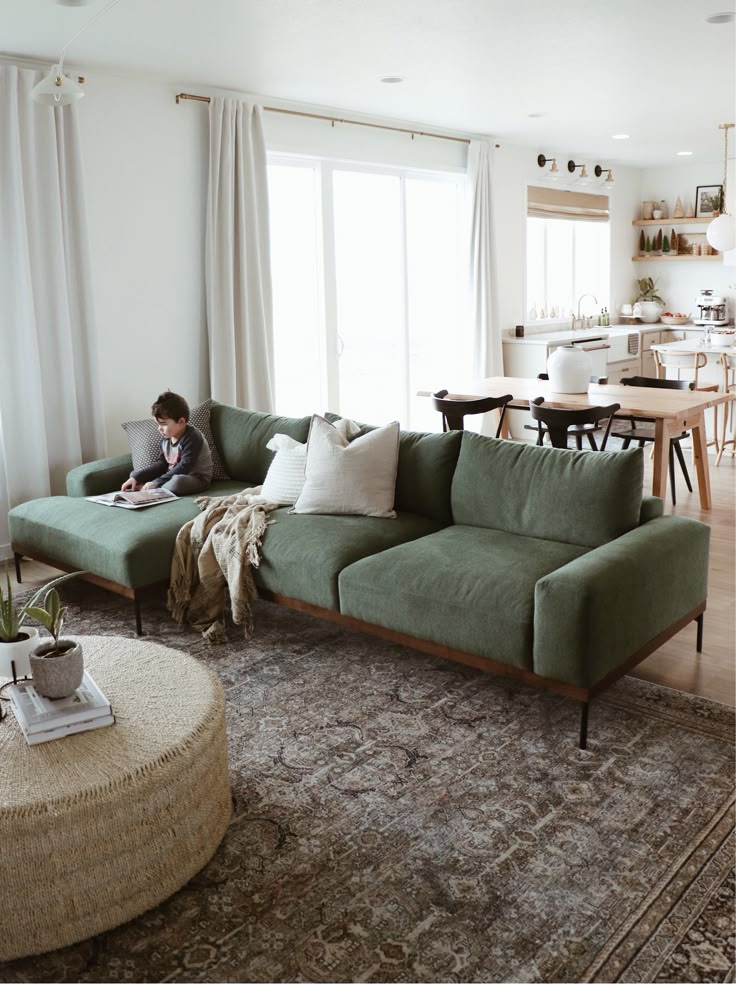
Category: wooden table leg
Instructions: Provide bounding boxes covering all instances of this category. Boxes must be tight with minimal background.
[690,410,712,510]
[652,418,670,501]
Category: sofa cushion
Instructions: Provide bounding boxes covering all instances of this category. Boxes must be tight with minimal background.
[293,416,400,518]
[8,480,248,588]
[339,525,589,671]
[254,509,442,611]
[451,434,643,548]
[325,413,462,525]
[209,403,310,484]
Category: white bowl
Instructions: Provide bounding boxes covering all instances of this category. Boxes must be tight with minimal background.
[660,315,690,326]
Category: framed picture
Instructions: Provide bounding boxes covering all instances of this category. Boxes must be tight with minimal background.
[695,184,723,218]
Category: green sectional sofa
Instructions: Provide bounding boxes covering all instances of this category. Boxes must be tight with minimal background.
[8,401,711,746]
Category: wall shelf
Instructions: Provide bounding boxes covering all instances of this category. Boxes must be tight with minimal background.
[632,254,720,262]
[632,217,710,226]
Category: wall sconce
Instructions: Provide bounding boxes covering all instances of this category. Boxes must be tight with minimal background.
[537,154,559,174]
[595,165,615,183]
[567,160,588,178]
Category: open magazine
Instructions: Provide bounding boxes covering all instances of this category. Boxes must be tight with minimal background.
[86,488,178,509]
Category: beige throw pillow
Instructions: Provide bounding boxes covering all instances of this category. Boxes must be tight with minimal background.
[293,415,399,518]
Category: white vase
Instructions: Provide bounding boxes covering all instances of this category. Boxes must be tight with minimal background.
[547,346,592,394]
[0,627,40,680]
[633,301,661,323]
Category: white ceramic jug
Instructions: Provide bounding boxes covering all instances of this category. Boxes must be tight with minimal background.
[547,345,592,394]
[633,301,661,323]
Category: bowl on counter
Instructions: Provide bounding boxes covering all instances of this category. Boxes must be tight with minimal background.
[660,314,690,326]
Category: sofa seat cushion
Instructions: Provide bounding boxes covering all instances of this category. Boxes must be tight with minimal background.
[8,480,251,589]
[338,525,589,671]
[254,510,442,611]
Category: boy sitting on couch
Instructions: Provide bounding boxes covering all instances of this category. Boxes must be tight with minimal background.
[121,390,213,496]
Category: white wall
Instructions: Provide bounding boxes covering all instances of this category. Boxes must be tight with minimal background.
[79,71,210,454]
[492,145,643,334]
[637,159,736,319]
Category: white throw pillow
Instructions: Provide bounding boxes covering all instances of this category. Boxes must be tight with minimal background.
[261,434,307,505]
[261,419,360,506]
[293,415,399,518]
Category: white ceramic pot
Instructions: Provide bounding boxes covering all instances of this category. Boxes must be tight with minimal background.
[0,627,40,680]
[547,346,592,394]
[30,639,84,699]
[633,301,661,323]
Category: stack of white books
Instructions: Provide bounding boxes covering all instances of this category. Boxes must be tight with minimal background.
[8,671,114,745]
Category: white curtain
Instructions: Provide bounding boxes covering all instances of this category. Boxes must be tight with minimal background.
[0,63,104,552]
[205,97,275,411]
[467,140,502,379]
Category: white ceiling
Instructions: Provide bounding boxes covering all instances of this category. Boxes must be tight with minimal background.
[3,0,735,167]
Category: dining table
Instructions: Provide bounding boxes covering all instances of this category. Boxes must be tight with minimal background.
[424,376,735,510]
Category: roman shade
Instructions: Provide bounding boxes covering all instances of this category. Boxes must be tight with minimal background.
[527,185,609,222]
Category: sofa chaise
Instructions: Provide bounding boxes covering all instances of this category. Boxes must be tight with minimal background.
[8,401,711,746]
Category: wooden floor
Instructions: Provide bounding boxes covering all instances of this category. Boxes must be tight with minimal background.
[18,455,736,707]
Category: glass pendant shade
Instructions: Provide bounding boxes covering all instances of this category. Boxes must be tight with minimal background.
[706,212,736,252]
[31,66,84,105]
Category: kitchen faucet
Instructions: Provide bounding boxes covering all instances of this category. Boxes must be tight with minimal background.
[571,293,598,331]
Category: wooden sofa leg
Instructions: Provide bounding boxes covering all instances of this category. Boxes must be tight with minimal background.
[696,613,704,653]
[134,593,143,636]
[579,702,589,750]
[14,552,22,583]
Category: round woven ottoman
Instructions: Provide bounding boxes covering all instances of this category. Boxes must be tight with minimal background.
[0,635,231,962]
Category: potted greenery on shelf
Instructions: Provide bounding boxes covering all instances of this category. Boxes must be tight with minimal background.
[0,565,81,682]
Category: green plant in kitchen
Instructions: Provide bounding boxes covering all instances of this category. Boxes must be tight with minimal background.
[634,277,665,306]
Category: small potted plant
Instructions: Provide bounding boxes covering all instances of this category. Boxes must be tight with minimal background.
[29,584,85,699]
[633,277,665,323]
[0,565,80,682]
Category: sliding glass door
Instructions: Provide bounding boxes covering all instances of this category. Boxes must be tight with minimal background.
[268,155,467,429]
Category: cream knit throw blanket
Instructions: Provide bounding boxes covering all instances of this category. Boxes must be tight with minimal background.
[167,488,280,643]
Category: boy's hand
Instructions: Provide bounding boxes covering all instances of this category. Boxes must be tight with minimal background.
[142,481,158,491]
[121,477,138,491]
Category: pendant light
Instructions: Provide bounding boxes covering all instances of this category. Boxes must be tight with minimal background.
[32,0,123,106]
[706,123,735,253]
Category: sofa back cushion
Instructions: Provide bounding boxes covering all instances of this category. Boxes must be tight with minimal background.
[209,402,311,483]
[451,434,643,548]
[325,413,462,525]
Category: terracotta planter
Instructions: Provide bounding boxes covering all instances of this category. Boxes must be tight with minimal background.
[0,627,40,680]
[30,640,84,699]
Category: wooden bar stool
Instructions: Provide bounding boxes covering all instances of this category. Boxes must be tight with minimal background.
[715,352,736,466]
[654,349,720,455]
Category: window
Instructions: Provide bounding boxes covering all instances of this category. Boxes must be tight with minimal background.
[526,186,610,321]
[268,155,468,429]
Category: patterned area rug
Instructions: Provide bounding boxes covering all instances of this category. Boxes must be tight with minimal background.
[2,581,734,984]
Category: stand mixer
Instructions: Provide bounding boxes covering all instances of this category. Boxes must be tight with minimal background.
[693,289,728,327]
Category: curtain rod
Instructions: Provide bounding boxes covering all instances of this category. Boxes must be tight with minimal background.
[175,92,495,146]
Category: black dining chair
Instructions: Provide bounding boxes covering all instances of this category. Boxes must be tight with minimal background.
[610,376,695,505]
[529,398,621,450]
[524,374,610,449]
[432,390,515,437]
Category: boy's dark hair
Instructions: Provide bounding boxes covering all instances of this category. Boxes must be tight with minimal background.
[151,391,190,422]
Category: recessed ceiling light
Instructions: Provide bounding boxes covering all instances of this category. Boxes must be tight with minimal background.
[677,150,694,156]
[706,11,735,23]
[528,112,546,118]
[612,134,630,140]
[380,76,404,84]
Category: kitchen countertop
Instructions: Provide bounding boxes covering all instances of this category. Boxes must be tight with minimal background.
[651,335,736,354]
[503,323,708,345]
